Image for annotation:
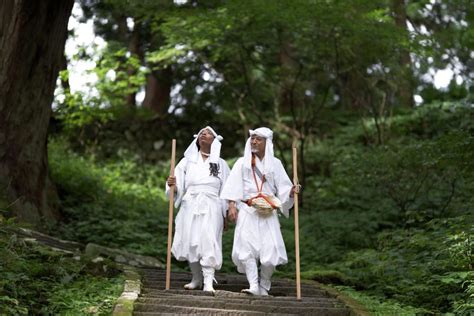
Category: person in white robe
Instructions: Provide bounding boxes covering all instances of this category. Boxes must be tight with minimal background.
[220,127,298,296]
[166,126,230,293]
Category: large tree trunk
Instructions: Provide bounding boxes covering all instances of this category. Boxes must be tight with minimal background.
[278,32,299,115]
[142,68,172,115]
[0,0,74,226]
[392,0,414,107]
[116,15,142,108]
[126,19,142,108]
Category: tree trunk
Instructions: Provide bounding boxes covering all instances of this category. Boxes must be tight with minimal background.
[115,15,138,108]
[278,32,299,115]
[0,0,74,226]
[126,19,141,107]
[142,68,172,115]
[392,0,414,107]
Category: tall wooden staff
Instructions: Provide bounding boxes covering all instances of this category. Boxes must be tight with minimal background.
[166,139,176,290]
[293,146,302,300]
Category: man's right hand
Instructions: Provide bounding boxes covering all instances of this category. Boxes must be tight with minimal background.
[227,202,238,223]
[167,176,176,188]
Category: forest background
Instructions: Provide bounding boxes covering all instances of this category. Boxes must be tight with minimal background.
[0,0,473,314]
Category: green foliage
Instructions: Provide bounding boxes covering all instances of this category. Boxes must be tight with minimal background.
[300,268,352,285]
[48,138,169,257]
[152,0,407,136]
[284,104,474,314]
[69,0,439,160]
[409,0,474,104]
[46,103,473,314]
[0,220,123,315]
[334,217,473,313]
[54,72,117,150]
[47,137,243,272]
[47,276,123,315]
[54,44,148,145]
[54,81,115,134]
[94,46,147,107]
[334,286,430,316]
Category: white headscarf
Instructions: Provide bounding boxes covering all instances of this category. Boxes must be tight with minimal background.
[243,127,275,174]
[183,126,223,163]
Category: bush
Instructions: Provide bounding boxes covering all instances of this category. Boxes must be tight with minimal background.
[0,219,123,315]
[48,138,169,258]
[284,104,473,314]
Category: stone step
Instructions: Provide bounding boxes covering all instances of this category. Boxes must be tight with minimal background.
[134,302,351,315]
[135,268,354,315]
[143,278,320,291]
[139,268,189,276]
[143,277,307,288]
[142,289,217,297]
[30,238,79,253]
[136,296,343,308]
[142,288,327,299]
[134,314,277,316]
[140,269,263,278]
[142,273,249,283]
[134,313,291,316]
[142,271,283,280]
[10,227,84,253]
[133,304,266,315]
[142,283,327,296]
[141,270,193,277]
[140,291,341,303]
[141,270,255,281]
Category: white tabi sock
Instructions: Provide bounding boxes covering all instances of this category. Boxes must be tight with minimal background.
[202,266,216,293]
[184,261,202,290]
[242,258,260,295]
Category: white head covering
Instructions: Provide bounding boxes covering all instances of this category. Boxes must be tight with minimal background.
[243,127,275,173]
[184,126,223,163]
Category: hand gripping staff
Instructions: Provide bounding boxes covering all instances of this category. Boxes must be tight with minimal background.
[166,139,176,290]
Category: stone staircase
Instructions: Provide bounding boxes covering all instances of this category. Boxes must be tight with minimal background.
[134,268,354,315]
[4,227,361,315]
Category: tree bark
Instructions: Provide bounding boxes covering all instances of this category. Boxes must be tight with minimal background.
[126,19,141,107]
[0,0,74,226]
[392,0,414,107]
[115,15,138,108]
[142,68,172,115]
[278,31,299,115]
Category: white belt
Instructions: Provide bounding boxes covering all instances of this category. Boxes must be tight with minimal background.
[183,185,219,215]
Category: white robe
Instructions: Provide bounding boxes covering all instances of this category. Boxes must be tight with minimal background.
[166,155,230,269]
[220,156,294,273]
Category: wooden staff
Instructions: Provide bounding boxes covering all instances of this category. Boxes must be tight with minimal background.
[166,139,176,290]
[293,146,302,300]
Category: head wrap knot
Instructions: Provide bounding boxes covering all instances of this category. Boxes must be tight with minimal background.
[183,126,223,164]
[243,127,275,174]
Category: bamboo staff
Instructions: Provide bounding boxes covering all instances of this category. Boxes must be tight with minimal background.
[166,139,176,290]
[293,146,301,300]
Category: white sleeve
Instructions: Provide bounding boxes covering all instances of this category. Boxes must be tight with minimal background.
[220,158,244,202]
[165,158,187,208]
[218,159,231,217]
[275,159,294,218]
